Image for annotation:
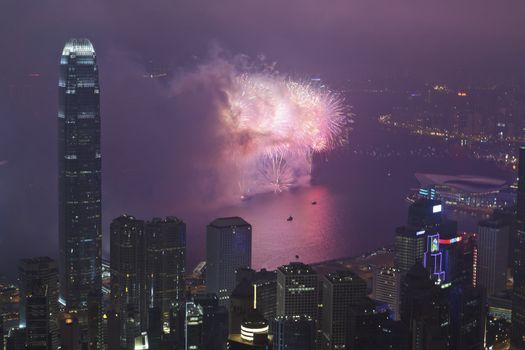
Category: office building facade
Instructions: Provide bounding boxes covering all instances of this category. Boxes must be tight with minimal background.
[512,146,525,349]
[477,219,509,296]
[321,271,367,350]
[206,217,252,305]
[18,257,59,350]
[58,39,102,325]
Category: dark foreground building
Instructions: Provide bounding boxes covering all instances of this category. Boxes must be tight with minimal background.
[512,146,525,349]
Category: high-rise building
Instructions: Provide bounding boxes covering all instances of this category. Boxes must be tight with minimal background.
[25,281,51,350]
[58,39,102,328]
[18,257,59,350]
[449,285,485,350]
[230,278,255,335]
[6,328,27,350]
[373,266,402,320]
[477,219,509,296]
[206,217,252,305]
[346,298,391,350]
[276,262,318,319]
[272,316,316,350]
[441,232,477,288]
[185,302,203,350]
[252,272,277,325]
[394,226,427,273]
[406,198,443,230]
[321,271,367,349]
[110,214,145,348]
[0,315,4,349]
[60,314,81,350]
[231,268,277,329]
[1,317,4,350]
[234,268,277,323]
[192,294,229,350]
[144,217,186,334]
[512,145,525,350]
[400,263,449,350]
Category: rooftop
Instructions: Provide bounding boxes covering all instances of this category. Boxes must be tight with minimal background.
[415,173,507,193]
[208,216,251,229]
[62,38,95,56]
[278,262,316,275]
[325,270,363,283]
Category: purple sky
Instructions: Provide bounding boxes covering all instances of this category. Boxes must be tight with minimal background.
[1,0,525,276]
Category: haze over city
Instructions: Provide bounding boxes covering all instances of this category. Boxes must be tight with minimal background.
[2,1,525,349]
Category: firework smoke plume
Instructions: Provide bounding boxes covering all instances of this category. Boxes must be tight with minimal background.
[171,54,349,200]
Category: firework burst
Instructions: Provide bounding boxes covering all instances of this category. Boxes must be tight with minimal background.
[220,70,350,197]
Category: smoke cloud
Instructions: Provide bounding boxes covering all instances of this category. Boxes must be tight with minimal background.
[167,51,348,202]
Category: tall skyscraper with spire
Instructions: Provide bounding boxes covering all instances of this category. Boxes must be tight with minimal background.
[58,38,102,333]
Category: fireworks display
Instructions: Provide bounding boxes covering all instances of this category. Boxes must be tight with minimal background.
[218,70,350,197]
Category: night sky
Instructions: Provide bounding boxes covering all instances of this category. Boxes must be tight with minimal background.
[1,0,525,277]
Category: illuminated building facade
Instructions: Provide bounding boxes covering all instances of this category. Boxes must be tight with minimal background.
[394,226,427,273]
[228,311,270,349]
[192,294,229,350]
[512,146,525,349]
[206,217,252,305]
[373,266,402,320]
[185,302,203,350]
[235,268,277,326]
[413,173,515,214]
[276,262,318,319]
[58,39,102,329]
[18,257,59,350]
[423,233,445,283]
[110,215,145,349]
[144,217,186,334]
[25,281,52,350]
[406,198,443,231]
[477,219,509,296]
[321,271,367,349]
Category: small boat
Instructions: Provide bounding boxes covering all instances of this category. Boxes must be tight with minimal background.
[287,216,293,222]
[311,201,317,205]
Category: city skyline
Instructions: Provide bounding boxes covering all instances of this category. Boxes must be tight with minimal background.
[1,2,525,349]
[2,1,525,275]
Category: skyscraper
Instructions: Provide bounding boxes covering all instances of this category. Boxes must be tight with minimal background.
[477,219,509,296]
[110,215,145,348]
[18,257,59,350]
[400,263,449,350]
[192,293,229,350]
[229,279,254,335]
[373,266,402,320]
[184,302,203,350]
[276,262,318,320]
[449,285,485,350]
[394,226,427,273]
[206,217,252,305]
[272,316,316,350]
[144,217,186,334]
[25,281,52,350]
[406,198,443,230]
[321,271,367,350]
[58,39,102,324]
[512,146,525,349]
